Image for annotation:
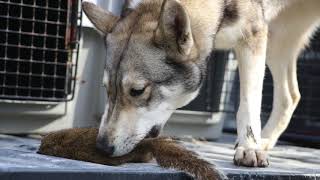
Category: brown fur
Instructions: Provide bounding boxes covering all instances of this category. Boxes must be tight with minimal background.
[38,128,227,180]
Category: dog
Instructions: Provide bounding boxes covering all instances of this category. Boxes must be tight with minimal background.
[82,0,320,167]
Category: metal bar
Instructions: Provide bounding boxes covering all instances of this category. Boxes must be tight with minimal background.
[0,85,65,92]
[0,71,67,79]
[0,29,65,39]
[0,95,68,102]
[1,57,69,66]
[0,2,68,12]
[0,43,69,52]
[67,0,82,101]
[0,16,67,26]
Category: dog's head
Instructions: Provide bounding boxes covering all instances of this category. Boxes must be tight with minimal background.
[83,0,205,156]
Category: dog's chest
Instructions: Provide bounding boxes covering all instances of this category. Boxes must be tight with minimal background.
[215,22,243,49]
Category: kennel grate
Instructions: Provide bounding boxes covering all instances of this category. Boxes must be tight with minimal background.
[0,0,81,102]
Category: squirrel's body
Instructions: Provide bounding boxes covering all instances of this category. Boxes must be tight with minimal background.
[38,128,226,180]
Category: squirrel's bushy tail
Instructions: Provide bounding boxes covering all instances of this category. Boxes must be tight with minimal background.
[139,138,228,180]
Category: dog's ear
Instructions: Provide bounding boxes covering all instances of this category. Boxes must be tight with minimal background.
[155,0,194,61]
[82,2,120,34]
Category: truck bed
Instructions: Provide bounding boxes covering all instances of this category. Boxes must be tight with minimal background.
[0,133,319,180]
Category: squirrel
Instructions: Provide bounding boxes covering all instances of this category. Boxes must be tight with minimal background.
[38,128,227,180]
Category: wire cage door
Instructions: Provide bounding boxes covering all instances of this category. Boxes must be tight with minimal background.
[0,0,81,102]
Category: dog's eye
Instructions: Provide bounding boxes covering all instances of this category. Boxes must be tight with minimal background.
[130,87,145,97]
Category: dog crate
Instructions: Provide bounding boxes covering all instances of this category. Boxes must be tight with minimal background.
[0,0,85,134]
[222,29,320,146]
[0,0,136,135]
[0,0,80,102]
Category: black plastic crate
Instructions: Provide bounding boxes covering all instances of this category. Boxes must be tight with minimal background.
[0,0,80,102]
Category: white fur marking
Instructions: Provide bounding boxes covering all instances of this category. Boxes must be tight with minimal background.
[128,0,142,9]
[112,104,174,156]
[102,70,109,87]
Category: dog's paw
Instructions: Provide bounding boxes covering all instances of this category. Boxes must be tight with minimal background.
[233,147,269,167]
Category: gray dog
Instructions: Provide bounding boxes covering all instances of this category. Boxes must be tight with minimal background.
[82,0,320,167]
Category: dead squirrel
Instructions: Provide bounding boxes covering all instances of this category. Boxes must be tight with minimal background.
[38,128,227,180]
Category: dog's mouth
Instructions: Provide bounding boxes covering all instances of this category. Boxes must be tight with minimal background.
[145,125,162,139]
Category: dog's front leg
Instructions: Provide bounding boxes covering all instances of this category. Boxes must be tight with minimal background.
[233,24,269,167]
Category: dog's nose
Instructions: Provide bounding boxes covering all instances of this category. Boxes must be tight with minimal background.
[96,136,115,155]
[146,125,161,138]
